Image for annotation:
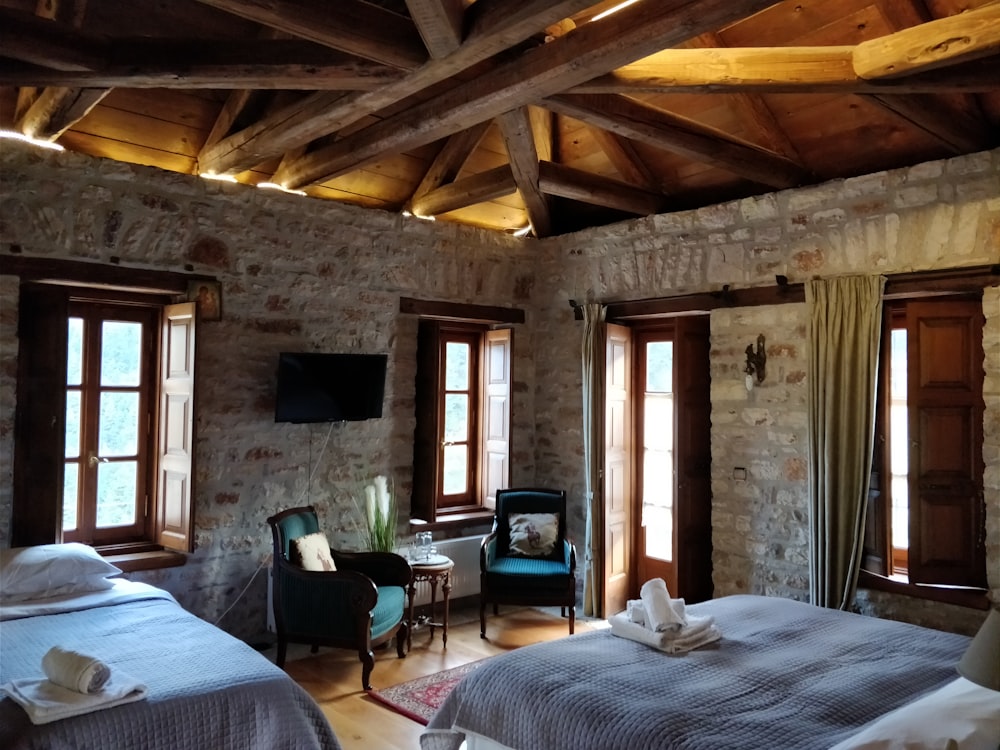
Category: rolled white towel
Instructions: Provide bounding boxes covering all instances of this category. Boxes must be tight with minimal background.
[626,599,646,626]
[41,646,110,694]
[639,578,687,632]
[609,613,721,655]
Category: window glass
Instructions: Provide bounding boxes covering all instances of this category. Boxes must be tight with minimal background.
[67,317,83,386]
[99,392,139,456]
[96,461,138,527]
[101,321,142,386]
[445,342,469,391]
[443,445,468,494]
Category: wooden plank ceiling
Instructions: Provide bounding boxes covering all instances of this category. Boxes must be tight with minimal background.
[1,0,998,237]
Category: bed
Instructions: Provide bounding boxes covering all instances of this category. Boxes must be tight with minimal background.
[421,594,1000,750]
[0,543,341,750]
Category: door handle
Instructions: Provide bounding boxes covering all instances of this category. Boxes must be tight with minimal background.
[87,452,109,468]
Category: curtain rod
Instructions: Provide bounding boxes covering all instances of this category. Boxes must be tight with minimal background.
[570,264,1000,321]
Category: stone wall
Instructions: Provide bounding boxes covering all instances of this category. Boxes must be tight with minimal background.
[2,141,997,638]
[0,143,535,639]
[539,149,1000,634]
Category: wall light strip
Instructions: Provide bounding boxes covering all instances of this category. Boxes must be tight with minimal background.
[0,130,64,152]
[591,0,641,22]
[257,182,307,197]
[200,172,238,183]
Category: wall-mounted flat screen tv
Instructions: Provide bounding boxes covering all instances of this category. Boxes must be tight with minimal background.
[274,352,387,423]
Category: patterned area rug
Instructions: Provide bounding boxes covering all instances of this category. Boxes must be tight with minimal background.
[369,660,487,725]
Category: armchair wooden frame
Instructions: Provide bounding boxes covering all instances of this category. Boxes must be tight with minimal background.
[267,505,410,691]
[479,488,577,639]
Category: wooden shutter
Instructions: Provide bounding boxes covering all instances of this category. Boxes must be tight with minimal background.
[604,323,631,617]
[906,299,986,587]
[156,302,196,552]
[481,328,511,511]
[11,284,68,546]
[673,314,714,603]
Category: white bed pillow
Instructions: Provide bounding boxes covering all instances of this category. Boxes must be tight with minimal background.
[292,532,337,572]
[508,513,559,557]
[0,543,122,603]
[829,677,1000,750]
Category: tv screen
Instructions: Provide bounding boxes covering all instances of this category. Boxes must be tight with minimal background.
[274,352,387,423]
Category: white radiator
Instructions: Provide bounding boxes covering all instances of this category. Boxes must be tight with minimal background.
[266,535,483,631]
[410,535,481,607]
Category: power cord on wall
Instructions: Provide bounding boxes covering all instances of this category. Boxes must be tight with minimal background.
[213,421,337,630]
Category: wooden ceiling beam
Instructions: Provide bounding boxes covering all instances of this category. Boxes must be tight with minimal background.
[545,94,809,189]
[406,0,465,59]
[0,7,106,72]
[408,121,492,206]
[571,46,1000,94]
[537,161,665,215]
[853,2,1000,79]
[0,53,404,90]
[498,108,552,238]
[275,0,780,188]
[16,86,109,140]
[409,165,518,217]
[867,93,993,153]
[198,0,598,175]
[190,0,427,71]
[587,126,665,193]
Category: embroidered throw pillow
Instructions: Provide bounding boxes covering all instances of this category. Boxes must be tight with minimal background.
[508,512,559,557]
[292,532,337,572]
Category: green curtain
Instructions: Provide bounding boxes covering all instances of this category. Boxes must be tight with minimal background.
[806,275,885,610]
[581,303,606,617]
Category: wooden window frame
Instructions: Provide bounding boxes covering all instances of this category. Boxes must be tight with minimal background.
[861,292,989,610]
[10,264,201,571]
[405,298,520,529]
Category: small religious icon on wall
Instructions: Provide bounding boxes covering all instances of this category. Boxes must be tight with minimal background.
[187,280,222,321]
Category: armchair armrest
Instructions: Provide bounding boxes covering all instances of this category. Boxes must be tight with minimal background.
[272,560,377,637]
[332,550,412,587]
[564,539,577,572]
[481,532,498,571]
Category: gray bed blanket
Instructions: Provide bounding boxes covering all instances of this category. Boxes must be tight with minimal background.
[0,594,341,750]
[422,595,971,750]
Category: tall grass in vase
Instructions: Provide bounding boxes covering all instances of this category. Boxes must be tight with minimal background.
[355,475,397,553]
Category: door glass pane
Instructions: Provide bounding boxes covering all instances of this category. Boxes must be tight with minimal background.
[99,392,139,456]
[67,318,83,386]
[643,341,674,561]
[889,328,909,554]
[63,463,79,531]
[643,394,674,561]
[65,391,81,459]
[445,342,469,391]
[101,321,142,387]
[442,445,468,495]
[444,394,468,442]
[646,342,673,392]
[96,461,137,527]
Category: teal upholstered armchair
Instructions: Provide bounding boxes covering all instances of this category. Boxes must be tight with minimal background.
[267,506,410,691]
[480,488,576,638]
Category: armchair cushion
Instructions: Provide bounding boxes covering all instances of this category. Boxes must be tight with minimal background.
[372,586,407,640]
[292,532,337,572]
[508,512,559,557]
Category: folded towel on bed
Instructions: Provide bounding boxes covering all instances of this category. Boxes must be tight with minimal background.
[626,599,646,626]
[41,646,111,694]
[639,578,687,632]
[609,613,721,654]
[1,672,147,724]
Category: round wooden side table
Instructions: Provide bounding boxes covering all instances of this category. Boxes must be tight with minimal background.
[406,554,454,652]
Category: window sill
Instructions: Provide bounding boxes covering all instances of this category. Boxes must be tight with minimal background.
[100,548,187,573]
[410,510,495,534]
[859,570,990,610]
